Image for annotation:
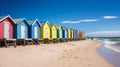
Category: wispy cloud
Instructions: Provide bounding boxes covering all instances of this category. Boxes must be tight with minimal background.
[103,16,118,19]
[61,19,98,24]
[85,31,120,37]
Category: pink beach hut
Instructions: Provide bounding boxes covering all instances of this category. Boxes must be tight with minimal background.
[0,15,15,39]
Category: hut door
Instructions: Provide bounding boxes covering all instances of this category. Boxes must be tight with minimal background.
[4,23,9,38]
[21,25,25,38]
[54,30,56,38]
[34,27,37,38]
[46,28,48,38]
[60,30,62,38]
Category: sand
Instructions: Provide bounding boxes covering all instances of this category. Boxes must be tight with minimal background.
[0,40,113,67]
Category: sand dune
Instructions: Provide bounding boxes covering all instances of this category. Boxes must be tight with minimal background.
[0,40,113,67]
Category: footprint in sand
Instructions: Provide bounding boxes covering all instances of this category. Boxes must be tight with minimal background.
[74,56,79,59]
[63,50,68,52]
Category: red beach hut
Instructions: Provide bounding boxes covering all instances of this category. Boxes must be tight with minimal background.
[0,15,15,39]
[79,31,84,38]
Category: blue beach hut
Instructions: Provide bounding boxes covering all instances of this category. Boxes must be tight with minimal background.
[13,18,29,39]
[74,30,77,38]
[62,27,68,38]
[28,19,41,39]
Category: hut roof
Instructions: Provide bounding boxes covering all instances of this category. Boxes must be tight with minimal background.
[14,18,29,25]
[40,21,51,27]
[27,20,34,25]
[14,18,22,24]
[28,19,42,26]
[0,15,15,23]
[40,21,47,26]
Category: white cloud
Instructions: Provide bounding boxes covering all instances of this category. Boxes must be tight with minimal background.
[103,16,118,19]
[85,31,120,37]
[61,19,98,24]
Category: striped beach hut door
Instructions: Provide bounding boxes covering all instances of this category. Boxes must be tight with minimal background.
[46,28,48,38]
[4,22,9,38]
[21,25,25,38]
[34,27,37,38]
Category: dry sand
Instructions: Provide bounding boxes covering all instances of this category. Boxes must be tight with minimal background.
[0,40,113,67]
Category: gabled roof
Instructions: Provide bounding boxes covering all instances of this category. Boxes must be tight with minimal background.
[0,15,15,23]
[27,20,34,25]
[14,18,22,24]
[27,19,42,27]
[62,26,68,30]
[40,21,47,26]
[40,21,51,27]
[51,24,58,29]
[58,26,63,30]
[14,18,28,25]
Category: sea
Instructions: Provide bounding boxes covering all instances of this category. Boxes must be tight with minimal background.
[93,37,120,67]
[93,37,120,53]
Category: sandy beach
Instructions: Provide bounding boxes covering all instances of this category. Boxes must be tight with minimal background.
[0,40,113,67]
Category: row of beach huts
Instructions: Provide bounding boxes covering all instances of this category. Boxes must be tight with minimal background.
[0,15,85,48]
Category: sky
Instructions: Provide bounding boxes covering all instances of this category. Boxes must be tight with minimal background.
[0,0,120,37]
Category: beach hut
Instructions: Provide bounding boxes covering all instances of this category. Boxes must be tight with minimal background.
[40,21,51,38]
[77,30,80,38]
[0,15,15,39]
[67,28,71,38]
[62,27,68,38]
[14,18,29,39]
[70,29,74,38]
[28,19,41,39]
[51,24,57,38]
[74,30,77,38]
[57,26,63,38]
[77,30,84,38]
[79,31,84,38]
[72,29,74,38]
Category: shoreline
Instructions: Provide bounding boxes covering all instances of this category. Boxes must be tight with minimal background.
[0,40,113,67]
[97,40,120,67]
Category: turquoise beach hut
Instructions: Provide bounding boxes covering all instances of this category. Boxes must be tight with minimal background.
[13,18,29,39]
[74,30,77,38]
[62,27,68,38]
[28,19,41,39]
[57,26,63,38]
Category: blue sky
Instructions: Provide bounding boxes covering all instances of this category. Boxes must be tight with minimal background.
[0,0,120,37]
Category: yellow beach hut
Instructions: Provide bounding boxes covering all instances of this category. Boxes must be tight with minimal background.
[50,24,57,38]
[40,21,51,38]
[67,28,71,38]
[70,29,74,38]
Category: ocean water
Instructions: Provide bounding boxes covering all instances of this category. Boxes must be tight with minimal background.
[94,37,120,67]
[93,37,120,53]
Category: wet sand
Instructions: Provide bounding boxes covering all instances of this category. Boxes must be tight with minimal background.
[97,43,120,67]
[0,40,113,67]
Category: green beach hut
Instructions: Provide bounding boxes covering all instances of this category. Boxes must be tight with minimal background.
[56,26,63,38]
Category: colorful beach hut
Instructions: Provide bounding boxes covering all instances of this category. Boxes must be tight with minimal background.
[28,19,41,39]
[57,26,63,38]
[77,30,80,38]
[72,29,74,38]
[67,28,71,38]
[79,31,84,38]
[62,27,68,38]
[14,18,29,39]
[74,30,77,38]
[0,15,15,39]
[70,29,74,38]
[50,24,57,38]
[40,21,51,38]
